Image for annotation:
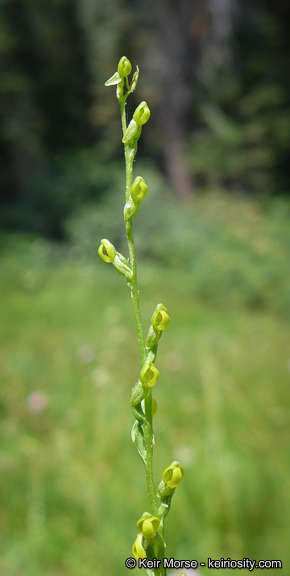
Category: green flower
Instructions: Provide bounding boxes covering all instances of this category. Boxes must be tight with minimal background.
[136,512,160,539]
[151,305,170,331]
[162,461,184,488]
[98,239,116,263]
[130,176,148,202]
[140,362,160,388]
[132,533,147,560]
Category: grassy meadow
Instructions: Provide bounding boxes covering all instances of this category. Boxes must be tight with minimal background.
[0,191,289,575]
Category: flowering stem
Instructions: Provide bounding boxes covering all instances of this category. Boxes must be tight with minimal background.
[119,93,157,517]
[101,60,184,574]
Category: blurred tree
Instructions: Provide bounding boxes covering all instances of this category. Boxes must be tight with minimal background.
[0,0,90,234]
[187,0,290,194]
[0,0,289,237]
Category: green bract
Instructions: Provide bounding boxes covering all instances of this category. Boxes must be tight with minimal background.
[122,119,141,144]
[124,197,140,221]
[130,379,148,405]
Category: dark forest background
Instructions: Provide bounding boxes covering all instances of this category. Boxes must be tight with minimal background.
[0,0,290,238]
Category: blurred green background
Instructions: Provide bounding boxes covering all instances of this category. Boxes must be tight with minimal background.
[0,0,290,574]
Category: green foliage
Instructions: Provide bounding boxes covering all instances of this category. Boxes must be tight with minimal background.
[0,234,289,574]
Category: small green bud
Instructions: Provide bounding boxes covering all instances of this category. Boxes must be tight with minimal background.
[162,461,184,488]
[130,177,148,202]
[117,56,132,78]
[132,533,147,560]
[129,67,139,93]
[124,197,140,221]
[140,362,160,388]
[133,101,151,125]
[98,239,116,263]
[136,512,160,539]
[152,304,170,331]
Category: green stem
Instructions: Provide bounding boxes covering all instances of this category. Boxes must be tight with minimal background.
[119,92,157,517]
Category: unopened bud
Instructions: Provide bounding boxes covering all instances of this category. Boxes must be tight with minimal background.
[133,101,151,126]
[117,56,132,78]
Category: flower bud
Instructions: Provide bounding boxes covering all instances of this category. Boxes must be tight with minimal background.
[132,533,147,560]
[117,56,132,78]
[162,461,184,488]
[140,362,160,388]
[133,101,151,126]
[136,512,160,539]
[130,177,148,202]
[151,304,170,331]
[98,239,116,263]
